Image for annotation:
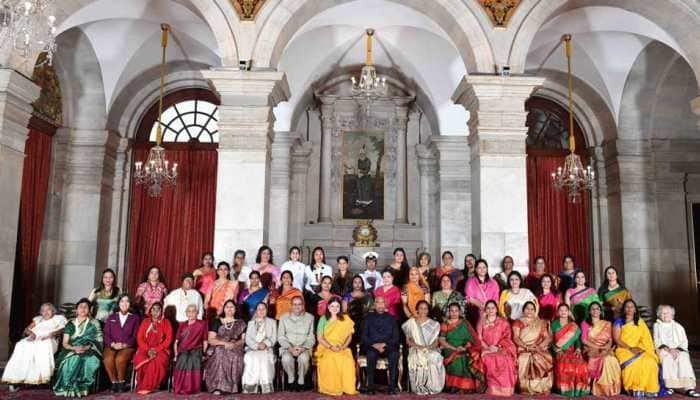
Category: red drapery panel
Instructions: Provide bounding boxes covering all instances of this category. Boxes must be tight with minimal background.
[16,128,53,329]
[127,146,217,292]
[526,155,591,276]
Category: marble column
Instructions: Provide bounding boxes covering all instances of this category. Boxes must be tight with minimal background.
[202,69,289,264]
[289,140,313,248]
[106,138,131,285]
[453,75,545,274]
[0,69,39,360]
[416,143,439,259]
[57,129,120,302]
[394,103,409,223]
[691,96,700,128]
[430,135,471,264]
[318,98,335,223]
[268,131,298,259]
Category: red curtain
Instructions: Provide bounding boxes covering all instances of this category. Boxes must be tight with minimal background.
[15,129,53,330]
[527,155,591,276]
[127,146,217,292]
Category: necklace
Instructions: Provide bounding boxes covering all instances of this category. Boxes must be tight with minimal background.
[223,319,235,330]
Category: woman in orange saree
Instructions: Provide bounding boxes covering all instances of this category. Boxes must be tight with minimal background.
[512,301,553,394]
[402,266,431,318]
[551,303,590,397]
[581,301,621,396]
[274,271,303,320]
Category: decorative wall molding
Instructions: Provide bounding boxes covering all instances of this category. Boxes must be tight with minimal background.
[479,0,521,27]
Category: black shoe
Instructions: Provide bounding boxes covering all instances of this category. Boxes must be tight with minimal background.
[110,382,118,392]
[121,382,130,392]
[359,386,369,394]
[388,388,400,395]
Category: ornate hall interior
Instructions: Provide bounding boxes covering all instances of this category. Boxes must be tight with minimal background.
[1,0,700,364]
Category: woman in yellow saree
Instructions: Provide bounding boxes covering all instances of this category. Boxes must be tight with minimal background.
[512,301,553,395]
[316,297,357,396]
[614,299,660,397]
[581,302,621,396]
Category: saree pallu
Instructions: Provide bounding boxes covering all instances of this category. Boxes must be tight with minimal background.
[313,293,341,317]
[53,318,103,398]
[551,319,590,397]
[599,286,632,321]
[464,277,500,326]
[405,282,428,317]
[316,317,357,396]
[478,317,517,396]
[241,288,269,319]
[498,289,538,321]
[581,320,621,396]
[440,320,485,393]
[206,280,238,318]
[614,319,660,396]
[514,318,553,394]
[173,320,208,395]
[538,291,560,320]
[567,287,601,323]
[275,288,303,320]
[402,318,445,395]
[196,269,217,299]
[133,318,173,393]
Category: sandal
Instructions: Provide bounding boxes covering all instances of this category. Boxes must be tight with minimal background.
[687,389,700,398]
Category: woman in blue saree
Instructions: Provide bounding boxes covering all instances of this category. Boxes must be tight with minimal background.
[53,298,103,397]
[238,271,270,319]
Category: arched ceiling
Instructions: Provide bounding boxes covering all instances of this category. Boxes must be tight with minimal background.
[273,0,468,135]
[525,6,687,123]
[55,0,219,113]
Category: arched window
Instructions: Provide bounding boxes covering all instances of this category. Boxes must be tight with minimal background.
[135,88,220,144]
[525,96,588,156]
[148,99,219,143]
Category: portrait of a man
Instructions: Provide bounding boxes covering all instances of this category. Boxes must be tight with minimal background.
[342,130,384,219]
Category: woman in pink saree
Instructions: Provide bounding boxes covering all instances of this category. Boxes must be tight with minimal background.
[464,259,499,326]
[477,300,517,396]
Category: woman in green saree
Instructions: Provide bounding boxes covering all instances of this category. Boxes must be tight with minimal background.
[53,298,103,397]
[438,303,486,394]
[598,266,632,321]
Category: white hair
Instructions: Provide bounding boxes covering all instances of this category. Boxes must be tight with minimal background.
[185,304,199,313]
[656,304,675,319]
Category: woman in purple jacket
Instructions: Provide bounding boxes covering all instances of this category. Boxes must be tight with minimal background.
[102,294,140,392]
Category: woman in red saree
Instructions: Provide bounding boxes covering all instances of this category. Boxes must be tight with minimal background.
[581,301,621,396]
[172,304,208,395]
[512,301,553,394]
[551,303,590,397]
[477,300,517,396]
[439,303,486,394]
[133,302,173,394]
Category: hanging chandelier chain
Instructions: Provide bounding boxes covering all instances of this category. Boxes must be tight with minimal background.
[551,33,595,203]
[133,23,178,198]
[351,28,387,115]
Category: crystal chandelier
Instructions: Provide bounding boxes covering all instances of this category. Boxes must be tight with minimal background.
[551,34,594,203]
[0,0,57,66]
[134,24,177,197]
[351,29,387,113]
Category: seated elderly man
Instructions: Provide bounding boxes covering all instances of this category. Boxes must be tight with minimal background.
[653,305,700,398]
[360,296,400,395]
[277,296,315,391]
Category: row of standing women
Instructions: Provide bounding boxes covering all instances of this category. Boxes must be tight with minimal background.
[2,246,698,398]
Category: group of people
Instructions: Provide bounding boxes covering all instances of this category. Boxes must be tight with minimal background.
[2,245,698,398]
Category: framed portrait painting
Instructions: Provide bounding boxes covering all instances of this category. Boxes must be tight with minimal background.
[341,130,385,220]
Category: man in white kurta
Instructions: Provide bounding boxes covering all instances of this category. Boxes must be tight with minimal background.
[163,273,203,322]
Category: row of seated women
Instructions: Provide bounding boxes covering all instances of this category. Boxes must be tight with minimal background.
[2,292,698,398]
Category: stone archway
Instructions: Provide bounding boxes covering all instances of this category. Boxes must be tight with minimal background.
[251,0,496,73]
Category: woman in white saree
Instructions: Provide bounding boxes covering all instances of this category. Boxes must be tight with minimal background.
[2,303,67,388]
[402,300,445,395]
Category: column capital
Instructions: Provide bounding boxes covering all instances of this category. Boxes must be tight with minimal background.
[0,69,40,153]
[202,68,290,107]
[452,75,546,111]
